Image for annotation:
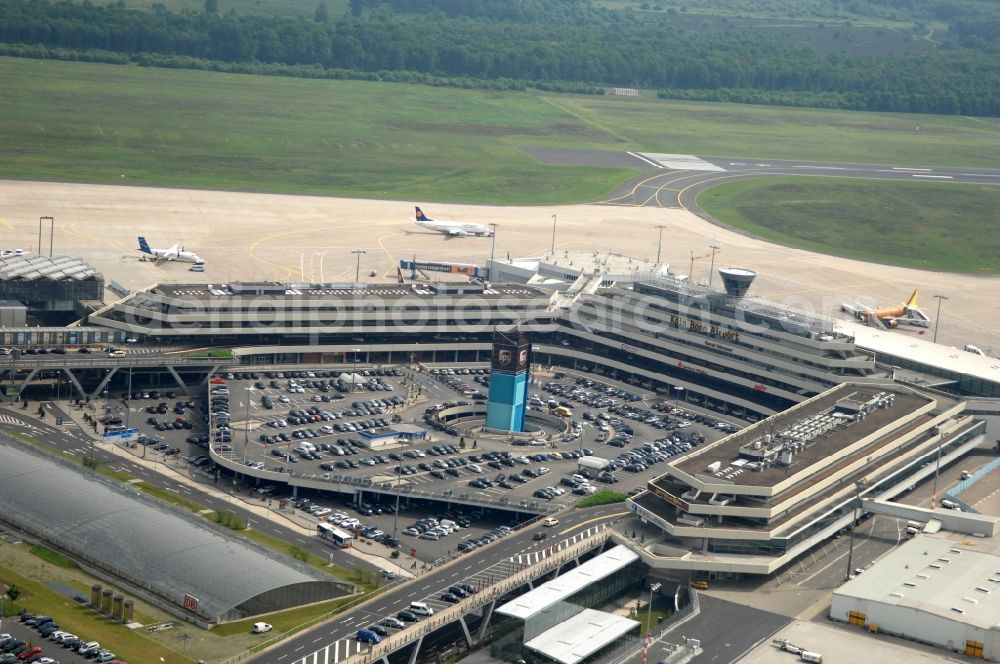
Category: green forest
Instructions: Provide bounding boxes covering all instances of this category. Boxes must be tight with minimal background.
[2,0,999,115]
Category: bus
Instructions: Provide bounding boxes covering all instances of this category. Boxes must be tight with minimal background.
[317,523,353,548]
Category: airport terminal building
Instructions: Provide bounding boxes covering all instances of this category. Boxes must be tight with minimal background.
[84,269,886,421]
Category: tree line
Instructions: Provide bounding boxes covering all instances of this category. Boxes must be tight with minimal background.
[0,0,997,116]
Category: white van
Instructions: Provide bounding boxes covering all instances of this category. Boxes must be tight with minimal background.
[409,602,433,616]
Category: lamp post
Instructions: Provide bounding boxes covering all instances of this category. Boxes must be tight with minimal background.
[550,215,557,255]
[125,359,133,429]
[243,385,254,464]
[932,294,948,343]
[655,225,666,267]
[488,223,498,281]
[38,216,54,257]
[845,478,867,581]
[392,439,404,559]
[351,348,360,393]
[708,245,720,286]
[931,430,944,509]
[351,250,366,283]
[646,582,661,640]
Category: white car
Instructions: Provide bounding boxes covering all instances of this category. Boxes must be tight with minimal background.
[252,622,273,634]
[542,517,559,527]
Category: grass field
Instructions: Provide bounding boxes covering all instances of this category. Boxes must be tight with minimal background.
[0,58,628,204]
[698,177,1000,273]
[0,562,194,663]
[210,594,358,637]
[29,544,78,568]
[1,57,999,203]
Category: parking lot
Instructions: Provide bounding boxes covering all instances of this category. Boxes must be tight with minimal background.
[204,367,725,493]
[104,364,732,563]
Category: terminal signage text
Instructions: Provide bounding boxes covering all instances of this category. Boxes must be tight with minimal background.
[669,315,740,342]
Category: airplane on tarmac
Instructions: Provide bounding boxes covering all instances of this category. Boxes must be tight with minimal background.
[413,206,494,237]
[137,237,204,265]
[840,289,930,329]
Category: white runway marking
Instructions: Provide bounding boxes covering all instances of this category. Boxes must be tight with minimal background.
[627,152,664,169]
[792,165,846,170]
[637,153,726,172]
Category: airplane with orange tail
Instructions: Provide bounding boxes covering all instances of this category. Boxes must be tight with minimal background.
[840,289,931,329]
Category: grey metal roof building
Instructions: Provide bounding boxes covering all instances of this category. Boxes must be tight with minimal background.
[0,437,347,624]
[492,545,643,664]
[0,255,104,324]
[831,536,1000,659]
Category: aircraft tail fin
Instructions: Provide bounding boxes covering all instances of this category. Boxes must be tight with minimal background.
[415,206,432,222]
[906,289,919,308]
[138,237,152,254]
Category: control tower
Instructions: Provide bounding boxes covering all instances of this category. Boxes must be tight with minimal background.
[718,268,757,298]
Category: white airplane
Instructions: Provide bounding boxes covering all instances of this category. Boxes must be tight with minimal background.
[414,206,493,237]
[137,236,203,264]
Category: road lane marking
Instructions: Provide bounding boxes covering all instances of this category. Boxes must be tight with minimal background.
[912,174,953,179]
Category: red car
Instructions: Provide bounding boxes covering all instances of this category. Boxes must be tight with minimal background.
[19,646,43,661]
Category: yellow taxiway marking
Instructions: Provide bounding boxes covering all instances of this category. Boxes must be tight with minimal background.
[247,228,318,282]
[557,511,630,536]
[594,173,668,205]
[0,217,11,231]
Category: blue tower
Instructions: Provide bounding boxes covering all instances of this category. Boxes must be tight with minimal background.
[485,329,532,432]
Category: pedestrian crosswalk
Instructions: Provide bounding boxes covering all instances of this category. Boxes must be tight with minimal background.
[0,414,30,427]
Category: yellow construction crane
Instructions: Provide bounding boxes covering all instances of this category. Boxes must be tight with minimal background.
[689,250,712,279]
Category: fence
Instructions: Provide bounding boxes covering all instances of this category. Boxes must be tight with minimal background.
[945,454,1000,514]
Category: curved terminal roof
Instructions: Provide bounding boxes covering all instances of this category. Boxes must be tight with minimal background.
[0,438,343,622]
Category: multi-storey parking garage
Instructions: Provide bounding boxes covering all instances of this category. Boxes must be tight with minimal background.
[629,382,987,578]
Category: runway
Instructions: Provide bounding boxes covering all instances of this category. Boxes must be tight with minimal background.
[2,176,999,355]
[521,148,1000,208]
